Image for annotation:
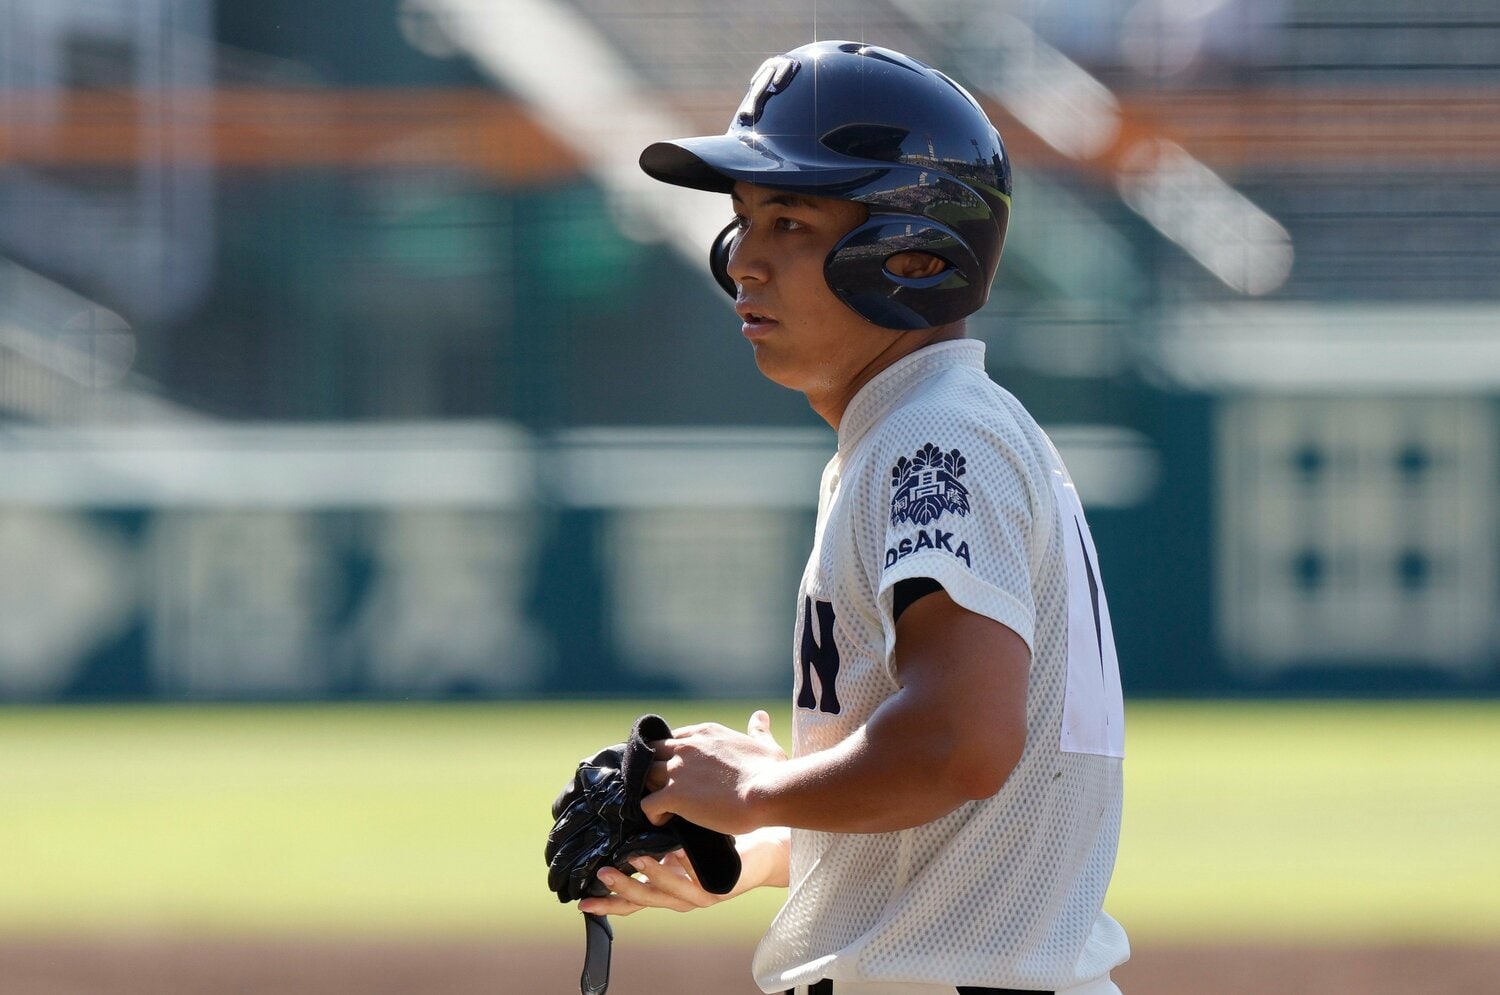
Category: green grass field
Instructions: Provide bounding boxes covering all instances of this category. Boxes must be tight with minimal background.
[2,701,1497,945]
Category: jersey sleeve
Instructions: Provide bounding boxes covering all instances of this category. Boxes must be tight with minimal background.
[868,413,1044,679]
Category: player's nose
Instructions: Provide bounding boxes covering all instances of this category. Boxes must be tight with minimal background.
[725,225,770,286]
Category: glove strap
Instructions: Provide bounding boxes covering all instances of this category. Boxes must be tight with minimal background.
[580,912,613,995]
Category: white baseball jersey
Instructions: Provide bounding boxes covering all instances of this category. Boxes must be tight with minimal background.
[751,341,1128,993]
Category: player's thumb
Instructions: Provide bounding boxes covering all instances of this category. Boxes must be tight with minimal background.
[747,710,777,746]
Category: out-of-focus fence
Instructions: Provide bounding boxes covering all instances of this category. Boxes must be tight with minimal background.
[0,422,1164,699]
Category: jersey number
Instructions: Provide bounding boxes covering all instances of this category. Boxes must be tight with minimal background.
[796,596,842,714]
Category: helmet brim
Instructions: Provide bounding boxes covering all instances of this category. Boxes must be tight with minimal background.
[640,133,891,197]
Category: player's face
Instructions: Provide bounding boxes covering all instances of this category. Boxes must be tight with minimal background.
[725,183,907,406]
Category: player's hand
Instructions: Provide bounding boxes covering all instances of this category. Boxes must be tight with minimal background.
[641,711,787,835]
[578,826,790,917]
[577,850,723,917]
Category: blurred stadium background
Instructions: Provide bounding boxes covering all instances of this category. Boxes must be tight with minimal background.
[2,0,1498,992]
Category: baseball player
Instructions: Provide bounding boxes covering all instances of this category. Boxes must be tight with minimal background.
[579,41,1129,995]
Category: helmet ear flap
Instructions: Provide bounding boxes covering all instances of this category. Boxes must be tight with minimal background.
[709,220,740,299]
[824,215,986,330]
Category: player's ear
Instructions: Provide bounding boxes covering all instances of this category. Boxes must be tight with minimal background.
[885,251,948,280]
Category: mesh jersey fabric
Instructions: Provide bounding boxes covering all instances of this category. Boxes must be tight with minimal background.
[751,341,1128,993]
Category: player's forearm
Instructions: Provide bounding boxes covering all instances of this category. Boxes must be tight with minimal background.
[745,690,1008,833]
[728,825,791,894]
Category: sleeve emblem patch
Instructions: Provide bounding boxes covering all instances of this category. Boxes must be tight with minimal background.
[890,443,970,527]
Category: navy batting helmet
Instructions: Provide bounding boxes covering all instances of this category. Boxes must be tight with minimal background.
[639,40,1012,331]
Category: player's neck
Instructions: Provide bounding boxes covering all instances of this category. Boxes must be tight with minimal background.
[810,323,968,431]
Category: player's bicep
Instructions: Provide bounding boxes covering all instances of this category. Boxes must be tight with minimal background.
[891,586,1029,799]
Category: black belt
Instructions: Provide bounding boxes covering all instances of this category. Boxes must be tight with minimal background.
[784,984,1052,995]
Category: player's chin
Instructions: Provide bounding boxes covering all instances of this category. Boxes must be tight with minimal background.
[749,347,807,391]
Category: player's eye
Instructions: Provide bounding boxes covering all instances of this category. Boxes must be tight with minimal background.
[731,214,749,230]
[775,217,804,231]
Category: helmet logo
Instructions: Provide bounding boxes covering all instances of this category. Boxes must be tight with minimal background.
[735,56,800,126]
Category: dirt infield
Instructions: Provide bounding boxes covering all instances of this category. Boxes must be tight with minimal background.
[2,938,1498,995]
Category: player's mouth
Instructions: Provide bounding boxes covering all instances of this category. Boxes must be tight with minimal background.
[736,302,779,337]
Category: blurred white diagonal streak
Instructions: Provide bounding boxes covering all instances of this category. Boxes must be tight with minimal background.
[1117,139,1293,297]
[947,5,1123,161]
[0,261,205,425]
[413,0,728,274]
[894,0,1292,295]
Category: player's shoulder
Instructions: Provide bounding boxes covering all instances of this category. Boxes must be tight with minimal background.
[869,362,1040,458]
[853,367,1059,529]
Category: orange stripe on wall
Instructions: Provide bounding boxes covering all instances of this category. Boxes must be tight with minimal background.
[2,87,1496,179]
[0,89,581,182]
